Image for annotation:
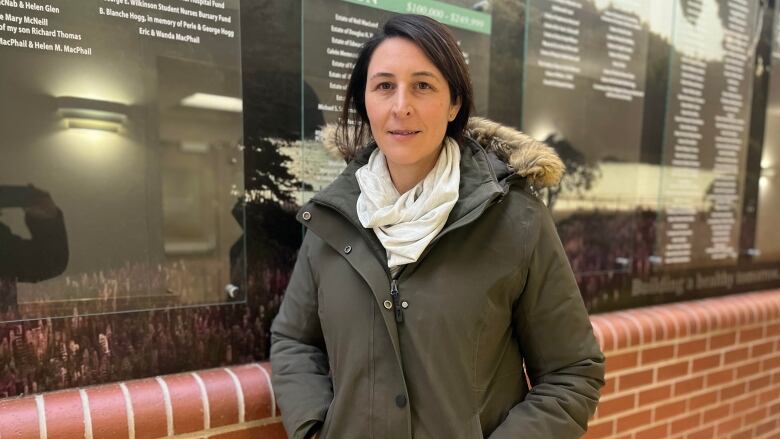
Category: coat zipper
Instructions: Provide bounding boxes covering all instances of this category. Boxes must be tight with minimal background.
[390,278,403,323]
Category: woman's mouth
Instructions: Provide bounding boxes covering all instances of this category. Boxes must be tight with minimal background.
[387,130,421,138]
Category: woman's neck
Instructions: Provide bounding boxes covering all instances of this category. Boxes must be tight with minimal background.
[386,155,439,194]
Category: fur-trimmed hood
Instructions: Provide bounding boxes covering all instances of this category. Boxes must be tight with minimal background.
[320,117,565,188]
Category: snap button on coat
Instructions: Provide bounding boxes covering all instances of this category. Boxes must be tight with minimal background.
[383,300,392,310]
[395,394,407,408]
[401,300,409,309]
[302,211,311,221]
[344,245,352,254]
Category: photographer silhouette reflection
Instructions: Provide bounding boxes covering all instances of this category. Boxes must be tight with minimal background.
[0,185,69,312]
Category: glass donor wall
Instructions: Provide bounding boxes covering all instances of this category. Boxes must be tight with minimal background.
[0,0,779,397]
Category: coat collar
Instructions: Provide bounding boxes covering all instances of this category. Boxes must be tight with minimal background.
[309,136,505,236]
[301,116,566,267]
[320,117,565,189]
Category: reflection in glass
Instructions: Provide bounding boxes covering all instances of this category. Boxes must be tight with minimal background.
[0,0,243,321]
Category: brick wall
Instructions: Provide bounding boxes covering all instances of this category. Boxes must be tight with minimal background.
[1,289,779,439]
[586,290,780,439]
[0,363,285,439]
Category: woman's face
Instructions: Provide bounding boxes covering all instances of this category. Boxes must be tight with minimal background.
[364,37,460,172]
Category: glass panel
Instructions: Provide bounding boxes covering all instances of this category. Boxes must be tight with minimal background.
[0,0,244,322]
[523,0,652,309]
[754,2,780,264]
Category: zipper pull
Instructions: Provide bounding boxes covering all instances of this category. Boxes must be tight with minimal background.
[390,279,403,323]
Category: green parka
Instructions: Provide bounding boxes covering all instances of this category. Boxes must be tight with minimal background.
[270,118,605,439]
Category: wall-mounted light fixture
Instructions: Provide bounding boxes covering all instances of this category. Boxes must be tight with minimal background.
[180,93,242,113]
[56,96,129,133]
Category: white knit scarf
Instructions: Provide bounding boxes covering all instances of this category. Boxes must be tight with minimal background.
[355,138,461,272]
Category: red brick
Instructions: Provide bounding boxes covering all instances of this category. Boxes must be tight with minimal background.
[736,361,761,379]
[738,326,764,343]
[706,369,733,386]
[658,361,689,381]
[125,378,169,439]
[758,385,780,404]
[641,345,674,364]
[635,423,668,439]
[612,316,640,349]
[771,401,780,415]
[231,364,275,421]
[745,407,768,425]
[755,418,778,435]
[687,425,715,439]
[703,404,730,424]
[583,420,614,438]
[762,354,780,371]
[732,394,757,414]
[638,384,671,405]
[692,353,721,372]
[165,374,205,434]
[751,340,775,358]
[655,400,686,421]
[721,382,746,401]
[44,391,85,439]
[591,318,614,352]
[689,389,718,410]
[597,394,635,418]
[731,428,755,439]
[677,338,707,357]
[674,375,704,397]
[650,311,678,341]
[618,369,653,391]
[671,412,701,434]
[85,384,130,439]
[725,347,749,364]
[0,397,40,439]
[670,308,694,336]
[719,308,737,328]
[601,377,616,396]
[606,351,638,373]
[709,332,736,349]
[259,363,280,417]
[767,322,780,337]
[749,375,772,392]
[638,312,667,343]
[716,416,742,435]
[616,409,651,432]
[198,369,240,428]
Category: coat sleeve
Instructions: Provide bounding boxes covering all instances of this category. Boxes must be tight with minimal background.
[488,204,605,439]
[270,233,333,439]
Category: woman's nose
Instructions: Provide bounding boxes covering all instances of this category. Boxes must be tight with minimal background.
[392,90,413,118]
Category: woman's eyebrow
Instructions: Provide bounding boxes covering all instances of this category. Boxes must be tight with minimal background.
[368,71,439,80]
[369,72,395,80]
[411,71,437,78]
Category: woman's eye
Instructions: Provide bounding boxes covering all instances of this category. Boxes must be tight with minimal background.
[377,82,393,90]
[417,82,432,90]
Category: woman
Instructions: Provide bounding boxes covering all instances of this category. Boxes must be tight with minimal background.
[271,14,604,439]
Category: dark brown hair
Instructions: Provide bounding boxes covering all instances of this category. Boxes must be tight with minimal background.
[336,14,474,161]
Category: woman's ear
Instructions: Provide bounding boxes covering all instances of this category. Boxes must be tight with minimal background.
[449,96,462,122]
